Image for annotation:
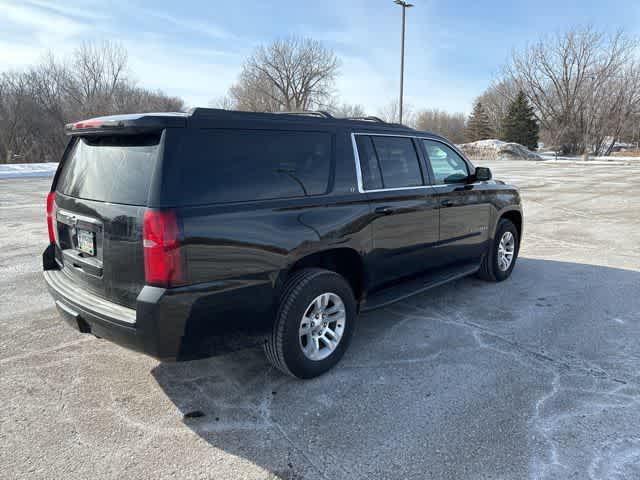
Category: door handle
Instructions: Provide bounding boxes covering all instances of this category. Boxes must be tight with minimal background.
[375,206,396,215]
[441,200,454,207]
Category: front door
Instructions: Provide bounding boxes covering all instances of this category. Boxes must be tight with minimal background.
[421,139,491,265]
[354,134,439,289]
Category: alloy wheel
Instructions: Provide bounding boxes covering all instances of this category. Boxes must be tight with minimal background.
[298,292,346,361]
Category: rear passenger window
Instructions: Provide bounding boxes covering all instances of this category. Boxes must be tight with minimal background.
[354,135,383,190]
[167,130,332,205]
[370,136,423,189]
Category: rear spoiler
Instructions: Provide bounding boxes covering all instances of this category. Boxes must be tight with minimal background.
[65,112,187,136]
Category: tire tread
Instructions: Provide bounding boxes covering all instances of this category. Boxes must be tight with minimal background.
[477,218,517,282]
[264,268,336,377]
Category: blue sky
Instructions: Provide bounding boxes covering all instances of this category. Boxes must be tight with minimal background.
[1,0,639,114]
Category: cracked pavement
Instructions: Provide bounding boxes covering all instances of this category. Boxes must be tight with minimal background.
[1,159,639,479]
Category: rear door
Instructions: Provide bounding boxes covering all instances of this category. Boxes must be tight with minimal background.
[421,139,491,265]
[353,134,439,288]
[52,133,161,308]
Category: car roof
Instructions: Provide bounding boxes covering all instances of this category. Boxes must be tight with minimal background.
[65,107,445,141]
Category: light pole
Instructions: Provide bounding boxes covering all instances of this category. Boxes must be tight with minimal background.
[394,0,413,124]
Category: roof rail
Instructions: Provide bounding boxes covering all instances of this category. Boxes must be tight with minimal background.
[273,110,334,119]
[346,116,386,123]
[186,108,416,129]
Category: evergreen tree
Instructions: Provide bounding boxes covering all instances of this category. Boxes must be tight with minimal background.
[501,91,540,150]
[465,101,494,142]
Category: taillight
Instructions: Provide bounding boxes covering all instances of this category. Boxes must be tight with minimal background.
[143,209,185,287]
[46,191,56,243]
[71,119,103,130]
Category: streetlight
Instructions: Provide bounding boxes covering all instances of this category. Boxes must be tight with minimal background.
[394,0,413,124]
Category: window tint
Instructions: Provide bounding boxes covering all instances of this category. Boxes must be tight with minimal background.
[354,135,383,190]
[422,140,469,184]
[57,135,159,205]
[166,130,332,205]
[371,136,423,189]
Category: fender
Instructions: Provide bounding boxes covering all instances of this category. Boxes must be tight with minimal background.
[491,205,524,241]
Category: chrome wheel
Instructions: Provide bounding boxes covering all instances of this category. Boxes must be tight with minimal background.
[497,231,516,271]
[299,292,346,361]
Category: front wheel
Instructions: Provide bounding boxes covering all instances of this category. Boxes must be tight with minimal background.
[264,268,356,379]
[477,218,519,282]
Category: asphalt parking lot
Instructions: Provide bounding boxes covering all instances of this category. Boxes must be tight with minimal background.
[1,159,639,480]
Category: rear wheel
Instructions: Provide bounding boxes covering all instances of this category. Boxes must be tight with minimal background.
[264,268,356,379]
[477,218,519,282]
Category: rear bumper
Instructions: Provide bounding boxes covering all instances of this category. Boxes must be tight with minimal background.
[42,242,276,361]
[43,268,189,361]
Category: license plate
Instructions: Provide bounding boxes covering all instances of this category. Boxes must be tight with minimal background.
[77,229,96,256]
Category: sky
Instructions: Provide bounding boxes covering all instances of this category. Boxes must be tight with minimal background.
[1,0,639,115]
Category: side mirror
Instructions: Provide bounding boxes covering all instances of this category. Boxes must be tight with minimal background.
[474,166,492,182]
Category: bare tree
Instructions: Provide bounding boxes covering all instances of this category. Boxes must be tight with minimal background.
[0,42,184,163]
[0,72,36,162]
[503,26,640,154]
[377,98,415,125]
[66,41,129,116]
[209,95,236,110]
[414,108,466,144]
[329,102,367,118]
[229,37,339,112]
[476,79,519,137]
[377,99,399,123]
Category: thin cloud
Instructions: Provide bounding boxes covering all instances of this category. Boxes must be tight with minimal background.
[22,0,110,21]
[0,0,89,38]
[145,11,236,41]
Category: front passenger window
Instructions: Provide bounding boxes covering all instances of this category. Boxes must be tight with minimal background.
[423,140,469,184]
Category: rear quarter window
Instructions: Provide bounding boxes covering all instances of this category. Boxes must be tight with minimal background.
[165,129,333,205]
[56,134,159,205]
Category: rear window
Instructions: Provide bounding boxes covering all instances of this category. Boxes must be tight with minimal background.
[165,129,332,205]
[56,135,159,205]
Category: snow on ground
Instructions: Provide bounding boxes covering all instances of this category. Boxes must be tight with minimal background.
[0,163,58,179]
[538,153,640,165]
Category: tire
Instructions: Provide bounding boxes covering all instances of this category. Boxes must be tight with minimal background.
[264,268,357,379]
[477,218,519,282]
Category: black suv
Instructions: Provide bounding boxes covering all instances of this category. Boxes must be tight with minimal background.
[43,109,522,378]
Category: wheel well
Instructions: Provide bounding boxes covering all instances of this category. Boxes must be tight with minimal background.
[287,248,365,301]
[500,210,522,240]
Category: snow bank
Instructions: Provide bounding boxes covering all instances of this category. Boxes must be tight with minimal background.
[457,140,542,161]
[0,163,58,179]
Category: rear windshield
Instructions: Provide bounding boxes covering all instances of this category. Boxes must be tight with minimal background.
[56,134,159,205]
[164,129,332,205]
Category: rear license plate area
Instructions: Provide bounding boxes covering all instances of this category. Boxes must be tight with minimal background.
[77,229,96,256]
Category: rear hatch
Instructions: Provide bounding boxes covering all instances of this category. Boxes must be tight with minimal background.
[52,133,161,308]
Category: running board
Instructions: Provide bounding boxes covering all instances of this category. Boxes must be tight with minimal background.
[361,262,481,312]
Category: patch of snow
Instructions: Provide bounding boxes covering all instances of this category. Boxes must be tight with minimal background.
[0,163,58,179]
[463,139,509,148]
[457,139,542,161]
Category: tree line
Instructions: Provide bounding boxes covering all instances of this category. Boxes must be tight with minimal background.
[213,26,640,154]
[0,42,182,163]
[2,26,638,163]
[476,27,640,155]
